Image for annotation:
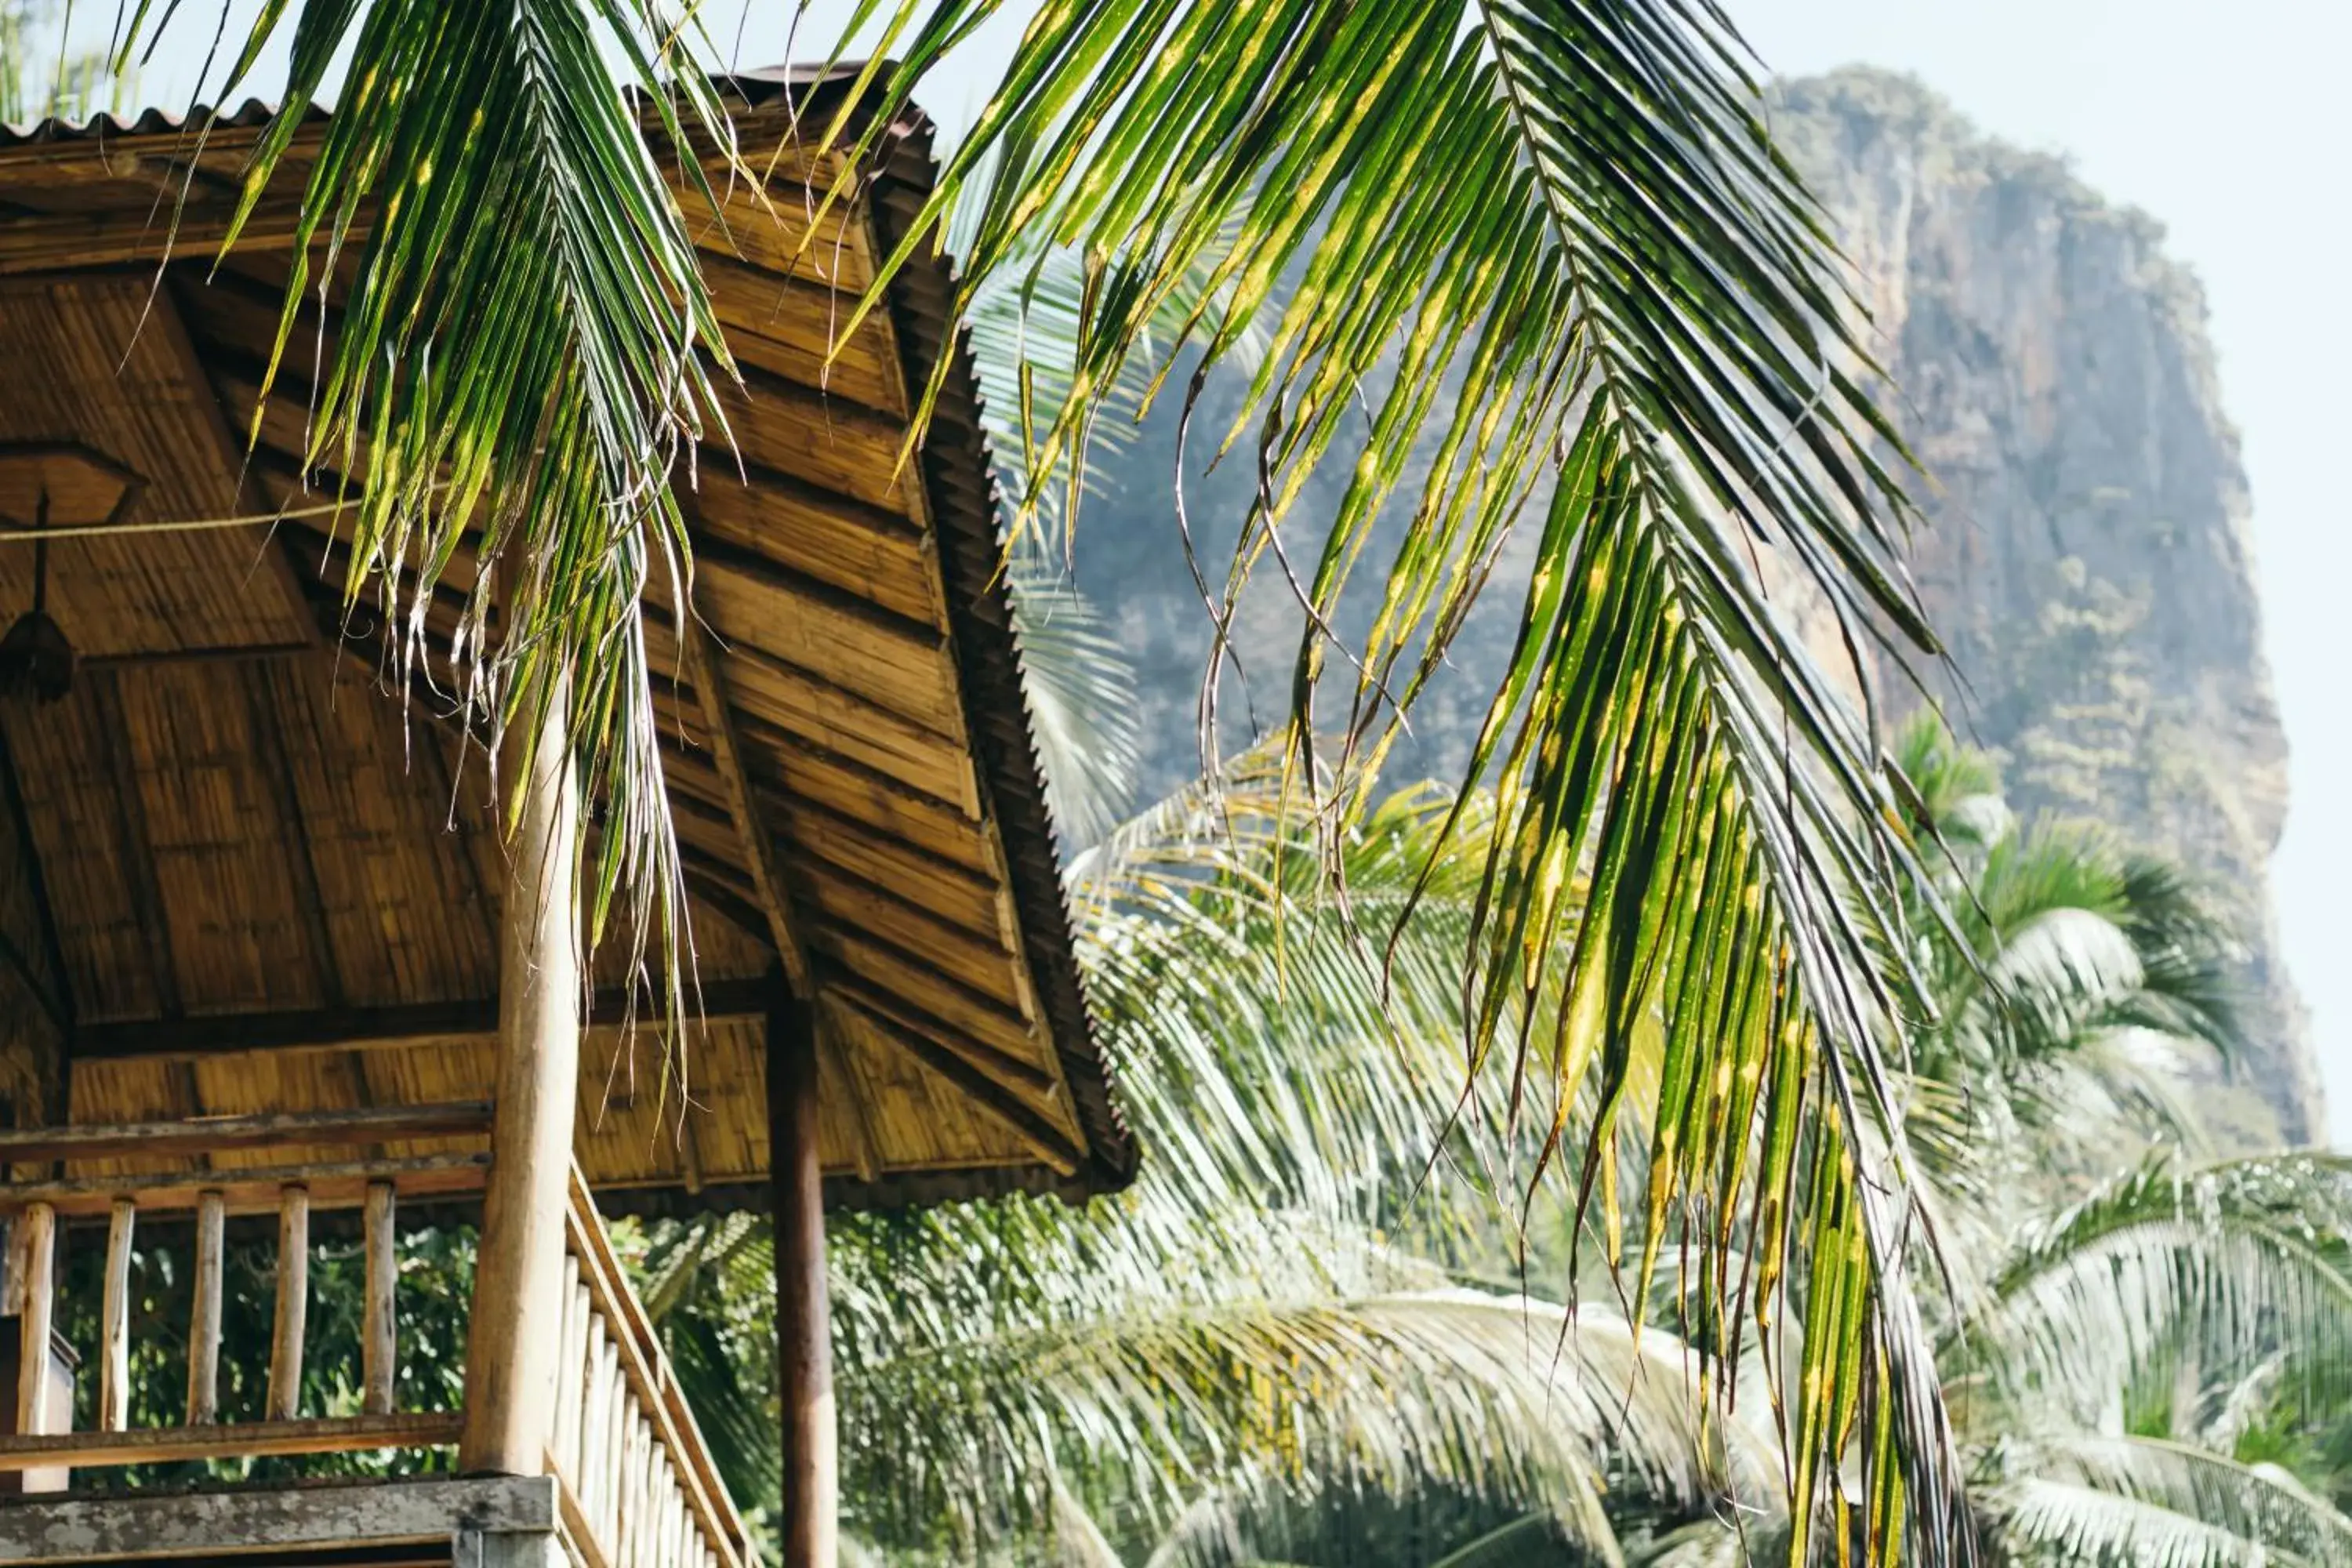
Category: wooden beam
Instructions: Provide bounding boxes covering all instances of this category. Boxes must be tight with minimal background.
[0,197,309,276]
[0,1410,463,1472]
[769,993,837,1568]
[680,621,811,993]
[0,1472,553,1561]
[684,620,882,1184]
[0,1101,493,1164]
[0,1152,488,1222]
[69,980,775,1063]
[460,686,583,1477]
[826,975,1056,1098]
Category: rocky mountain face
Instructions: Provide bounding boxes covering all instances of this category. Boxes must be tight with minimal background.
[1767,69,2318,1138]
[1063,67,2320,1139]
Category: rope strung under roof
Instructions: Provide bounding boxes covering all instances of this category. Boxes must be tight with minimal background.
[0,496,358,543]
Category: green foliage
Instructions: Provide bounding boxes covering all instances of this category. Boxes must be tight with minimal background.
[811,3,1984,1551]
[0,1,119,122]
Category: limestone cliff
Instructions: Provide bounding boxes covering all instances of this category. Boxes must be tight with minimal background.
[1069,67,2320,1138]
[1767,68,2317,1138]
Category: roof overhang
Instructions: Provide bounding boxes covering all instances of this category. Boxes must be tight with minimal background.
[0,70,1135,1210]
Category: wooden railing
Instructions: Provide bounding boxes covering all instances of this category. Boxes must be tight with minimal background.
[0,1104,492,1481]
[549,1167,754,1568]
[0,1111,754,1568]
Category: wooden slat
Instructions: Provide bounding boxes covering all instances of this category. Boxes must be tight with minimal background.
[0,197,310,275]
[187,1189,225,1425]
[0,1411,463,1471]
[554,1265,590,1481]
[99,1199,133,1432]
[13,1203,53,1436]
[267,1184,311,1421]
[667,174,869,293]
[363,1180,397,1417]
[681,622,809,996]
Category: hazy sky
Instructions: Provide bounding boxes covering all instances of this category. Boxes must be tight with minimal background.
[56,2,2352,1142]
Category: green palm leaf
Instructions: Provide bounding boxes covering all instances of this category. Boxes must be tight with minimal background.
[807,5,1965,1557]
[118,0,742,1000]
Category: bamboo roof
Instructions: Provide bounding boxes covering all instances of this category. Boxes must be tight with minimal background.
[0,68,1136,1210]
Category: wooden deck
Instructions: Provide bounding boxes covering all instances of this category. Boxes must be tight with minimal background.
[0,1473,561,1565]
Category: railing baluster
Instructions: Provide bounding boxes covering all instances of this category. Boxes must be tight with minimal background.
[656,1468,679,1568]
[632,1423,655,1568]
[553,1257,584,1472]
[362,1180,396,1416]
[100,1198,133,1432]
[267,1184,310,1421]
[187,1189,225,1425]
[14,1201,53,1436]
[618,1396,644,1568]
[578,1312,610,1526]
[598,1338,625,1548]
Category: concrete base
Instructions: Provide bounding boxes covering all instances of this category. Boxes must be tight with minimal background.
[0,1475,564,1565]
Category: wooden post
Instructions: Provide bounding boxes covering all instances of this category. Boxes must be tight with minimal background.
[362,1180,396,1416]
[267,1184,310,1420]
[769,993,836,1568]
[13,1203,52,1437]
[460,684,583,1475]
[99,1199,132,1432]
[187,1189,224,1425]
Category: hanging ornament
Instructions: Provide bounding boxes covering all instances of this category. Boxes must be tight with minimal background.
[0,487,74,705]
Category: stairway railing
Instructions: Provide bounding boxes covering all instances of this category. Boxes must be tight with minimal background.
[549,1166,754,1568]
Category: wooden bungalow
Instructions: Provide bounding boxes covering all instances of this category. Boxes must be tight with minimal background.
[0,65,1134,1567]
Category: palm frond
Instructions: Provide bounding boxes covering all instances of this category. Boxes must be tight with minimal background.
[1987,1434,2352,1568]
[1964,1155,2352,1424]
[1006,558,1145,848]
[123,0,740,1013]
[805,5,1968,1555]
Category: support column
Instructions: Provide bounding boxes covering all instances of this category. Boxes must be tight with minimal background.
[460,691,581,1475]
[769,992,835,1568]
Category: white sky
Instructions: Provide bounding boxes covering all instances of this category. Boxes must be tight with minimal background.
[62,2,2352,1145]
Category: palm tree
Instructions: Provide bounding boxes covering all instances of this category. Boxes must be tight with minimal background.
[93,2,1974,1553]
[633,716,2350,1568]
[637,767,1783,1564]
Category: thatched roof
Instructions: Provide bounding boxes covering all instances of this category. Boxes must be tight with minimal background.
[0,69,1135,1210]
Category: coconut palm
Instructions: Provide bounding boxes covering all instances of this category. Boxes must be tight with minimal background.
[78,3,1972,1548]
[635,766,1783,1564]
[1878,713,2252,1296]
